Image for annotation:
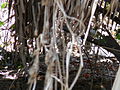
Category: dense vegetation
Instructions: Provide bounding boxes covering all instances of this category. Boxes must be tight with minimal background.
[0,0,120,90]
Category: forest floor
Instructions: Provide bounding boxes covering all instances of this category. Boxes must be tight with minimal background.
[0,56,119,90]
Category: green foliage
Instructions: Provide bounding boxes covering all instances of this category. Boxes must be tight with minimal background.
[106,2,110,10]
[17,65,23,69]
[0,21,4,27]
[1,2,8,8]
[116,33,120,40]
[10,24,15,29]
[99,38,107,43]
[3,42,9,46]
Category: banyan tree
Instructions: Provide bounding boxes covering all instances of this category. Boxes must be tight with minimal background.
[3,0,120,90]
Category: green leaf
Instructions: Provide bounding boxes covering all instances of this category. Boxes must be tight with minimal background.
[17,65,23,69]
[1,2,8,8]
[99,39,107,43]
[106,2,110,10]
[10,24,15,29]
[0,21,4,27]
[116,33,120,40]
